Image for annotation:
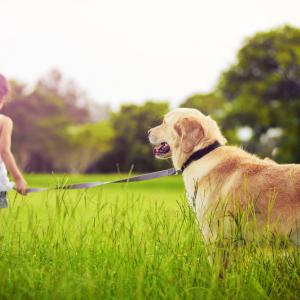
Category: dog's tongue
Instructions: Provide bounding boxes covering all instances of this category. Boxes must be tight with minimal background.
[153,142,170,155]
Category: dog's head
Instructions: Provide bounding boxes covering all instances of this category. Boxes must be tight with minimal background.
[148,108,227,169]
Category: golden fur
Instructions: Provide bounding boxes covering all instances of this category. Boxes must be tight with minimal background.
[149,108,300,243]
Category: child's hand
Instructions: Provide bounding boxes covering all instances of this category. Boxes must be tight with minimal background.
[15,178,27,195]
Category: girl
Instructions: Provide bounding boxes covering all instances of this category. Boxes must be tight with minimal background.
[0,74,27,208]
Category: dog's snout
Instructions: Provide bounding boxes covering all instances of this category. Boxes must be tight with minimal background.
[148,129,152,135]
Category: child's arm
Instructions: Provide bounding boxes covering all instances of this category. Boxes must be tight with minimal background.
[0,116,27,195]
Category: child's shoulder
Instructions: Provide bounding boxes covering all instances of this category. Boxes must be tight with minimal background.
[0,114,13,128]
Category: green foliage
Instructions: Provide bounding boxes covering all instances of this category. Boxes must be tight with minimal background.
[180,92,226,120]
[91,101,171,172]
[4,80,73,172]
[218,25,300,162]
[3,71,113,173]
[65,122,115,172]
[67,121,114,149]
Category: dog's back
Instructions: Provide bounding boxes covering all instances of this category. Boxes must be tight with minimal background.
[185,145,300,240]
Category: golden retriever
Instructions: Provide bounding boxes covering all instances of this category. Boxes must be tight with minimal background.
[149,108,300,243]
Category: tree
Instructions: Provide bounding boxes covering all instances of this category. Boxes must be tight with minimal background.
[180,92,225,120]
[218,25,300,162]
[3,71,113,173]
[88,101,170,173]
[65,121,114,173]
[36,69,90,123]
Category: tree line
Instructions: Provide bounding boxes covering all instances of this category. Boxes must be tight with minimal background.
[4,25,300,173]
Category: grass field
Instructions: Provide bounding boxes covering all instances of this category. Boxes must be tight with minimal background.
[1,173,300,299]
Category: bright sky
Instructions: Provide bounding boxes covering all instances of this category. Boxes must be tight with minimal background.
[1,0,300,109]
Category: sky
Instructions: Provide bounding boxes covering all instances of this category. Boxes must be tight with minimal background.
[1,0,300,109]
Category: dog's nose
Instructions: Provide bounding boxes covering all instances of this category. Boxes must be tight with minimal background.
[148,129,152,135]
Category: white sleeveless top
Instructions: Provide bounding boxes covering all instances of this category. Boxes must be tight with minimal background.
[0,158,14,191]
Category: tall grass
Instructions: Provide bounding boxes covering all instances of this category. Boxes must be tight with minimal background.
[0,174,300,299]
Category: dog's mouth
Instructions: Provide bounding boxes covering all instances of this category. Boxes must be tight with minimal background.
[152,142,171,158]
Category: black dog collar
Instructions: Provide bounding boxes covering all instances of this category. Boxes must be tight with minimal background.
[180,141,221,172]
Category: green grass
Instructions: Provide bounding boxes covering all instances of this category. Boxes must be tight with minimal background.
[1,173,300,299]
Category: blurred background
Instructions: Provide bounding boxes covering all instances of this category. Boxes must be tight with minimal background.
[1,0,300,173]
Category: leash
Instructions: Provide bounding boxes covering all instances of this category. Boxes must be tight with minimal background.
[26,168,178,193]
[25,141,222,193]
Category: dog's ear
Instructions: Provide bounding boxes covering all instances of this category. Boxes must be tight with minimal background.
[174,117,204,153]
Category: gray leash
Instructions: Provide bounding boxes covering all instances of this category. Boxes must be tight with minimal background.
[26,168,178,193]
